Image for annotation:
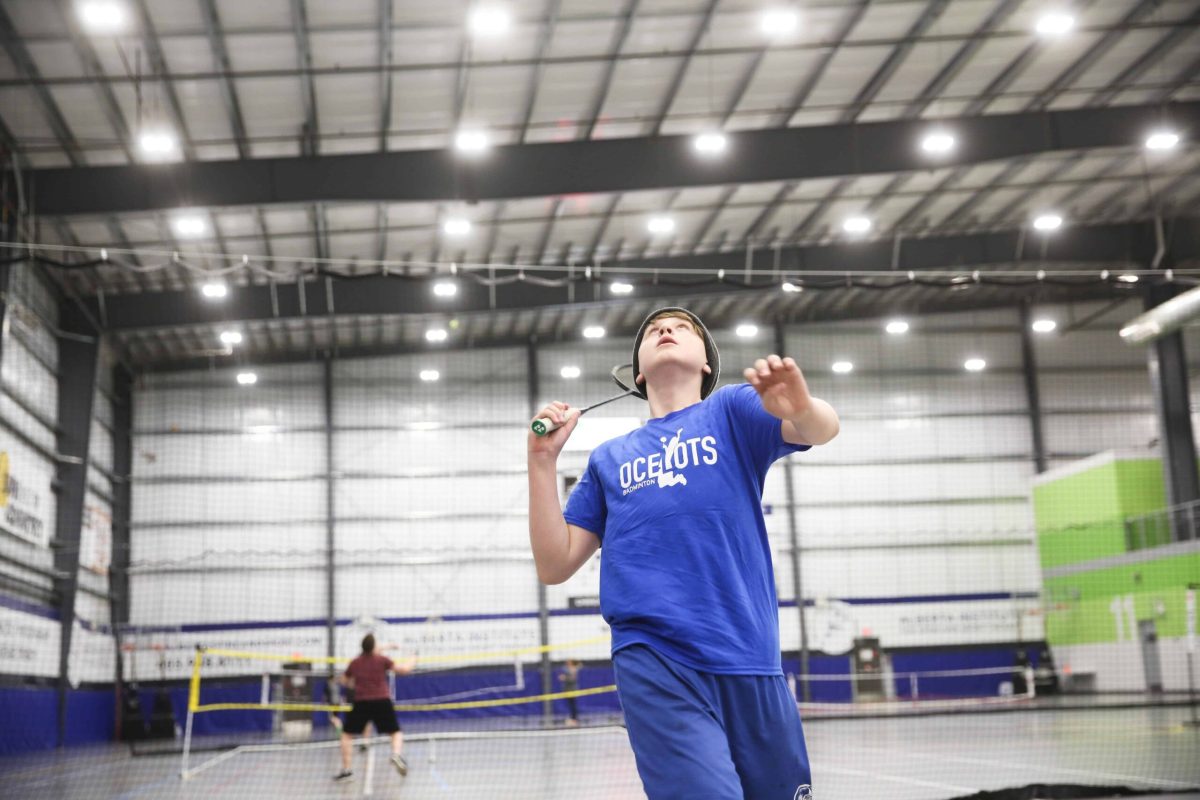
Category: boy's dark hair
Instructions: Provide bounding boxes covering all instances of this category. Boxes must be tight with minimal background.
[361,633,376,654]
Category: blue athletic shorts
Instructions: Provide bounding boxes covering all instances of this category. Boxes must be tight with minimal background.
[614,644,813,800]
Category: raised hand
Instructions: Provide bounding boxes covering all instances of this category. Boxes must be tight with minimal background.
[528,401,580,458]
[743,355,813,422]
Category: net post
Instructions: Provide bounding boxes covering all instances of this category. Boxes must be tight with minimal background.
[181,645,204,780]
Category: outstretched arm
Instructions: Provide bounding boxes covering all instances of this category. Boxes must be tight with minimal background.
[744,355,840,446]
[528,401,601,584]
[378,644,418,675]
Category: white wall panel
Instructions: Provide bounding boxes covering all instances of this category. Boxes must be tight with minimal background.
[143,363,322,389]
[800,546,1039,599]
[794,461,1032,504]
[335,520,529,552]
[135,385,325,431]
[338,474,525,518]
[334,429,526,473]
[131,570,327,625]
[132,522,326,564]
[0,393,55,454]
[133,432,325,479]
[793,504,1034,541]
[1037,329,1146,369]
[1043,412,1158,455]
[1040,371,1152,410]
[814,373,1028,416]
[335,382,529,428]
[1,332,57,414]
[805,415,1031,462]
[133,480,326,524]
[335,562,539,617]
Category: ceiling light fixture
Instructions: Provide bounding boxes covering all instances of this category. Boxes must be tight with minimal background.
[647,216,676,235]
[1035,11,1074,36]
[843,216,872,234]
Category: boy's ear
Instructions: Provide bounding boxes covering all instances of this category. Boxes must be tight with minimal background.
[636,372,645,386]
[702,364,712,375]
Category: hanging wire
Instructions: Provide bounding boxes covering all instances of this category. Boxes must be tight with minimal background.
[3,240,1191,297]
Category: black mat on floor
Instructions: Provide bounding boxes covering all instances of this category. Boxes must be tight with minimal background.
[950,786,1199,799]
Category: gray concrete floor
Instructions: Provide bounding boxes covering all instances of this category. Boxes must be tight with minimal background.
[1,707,1197,799]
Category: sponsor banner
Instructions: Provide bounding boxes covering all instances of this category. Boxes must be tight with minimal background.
[79,502,113,576]
[69,621,116,685]
[781,597,1044,652]
[0,604,59,678]
[0,449,51,547]
[121,617,545,681]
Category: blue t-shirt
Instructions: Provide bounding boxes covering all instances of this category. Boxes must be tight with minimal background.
[563,383,810,675]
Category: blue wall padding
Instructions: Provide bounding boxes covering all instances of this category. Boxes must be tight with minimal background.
[0,687,115,754]
[139,683,269,737]
[0,687,58,754]
[889,649,1029,699]
[782,655,854,703]
[65,689,115,746]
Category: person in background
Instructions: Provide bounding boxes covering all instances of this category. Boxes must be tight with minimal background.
[558,659,582,726]
[333,633,416,783]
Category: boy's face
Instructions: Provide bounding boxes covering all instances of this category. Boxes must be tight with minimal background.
[636,314,711,389]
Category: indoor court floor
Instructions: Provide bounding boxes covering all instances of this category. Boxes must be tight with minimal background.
[2,707,1197,799]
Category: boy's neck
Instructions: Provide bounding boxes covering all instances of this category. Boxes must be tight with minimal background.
[646,379,703,418]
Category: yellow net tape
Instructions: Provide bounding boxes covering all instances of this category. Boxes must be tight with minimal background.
[189,634,615,713]
[194,684,616,714]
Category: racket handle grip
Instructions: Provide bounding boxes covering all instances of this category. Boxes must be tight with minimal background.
[531,409,578,436]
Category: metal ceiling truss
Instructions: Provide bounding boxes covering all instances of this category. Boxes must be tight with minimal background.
[27,101,1198,217]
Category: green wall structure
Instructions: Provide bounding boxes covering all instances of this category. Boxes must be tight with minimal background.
[1033,454,1199,647]
[1043,551,1199,645]
[1032,456,1164,570]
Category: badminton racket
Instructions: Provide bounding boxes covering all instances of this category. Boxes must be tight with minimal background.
[531,363,639,436]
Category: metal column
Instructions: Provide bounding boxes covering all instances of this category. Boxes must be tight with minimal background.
[324,356,337,661]
[109,364,134,713]
[53,304,101,747]
[1144,282,1200,538]
[1018,301,1048,474]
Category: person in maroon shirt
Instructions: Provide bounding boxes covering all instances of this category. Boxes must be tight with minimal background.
[333,633,416,782]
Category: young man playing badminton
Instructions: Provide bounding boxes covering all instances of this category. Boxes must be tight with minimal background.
[332,633,416,783]
[527,307,839,799]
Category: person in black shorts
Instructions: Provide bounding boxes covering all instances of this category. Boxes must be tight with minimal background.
[558,659,581,726]
[333,633,416,782]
